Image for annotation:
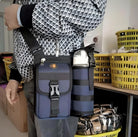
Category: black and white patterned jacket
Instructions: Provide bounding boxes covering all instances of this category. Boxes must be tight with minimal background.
[12,0,107,82]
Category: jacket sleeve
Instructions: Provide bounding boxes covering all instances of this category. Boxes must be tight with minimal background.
[9,68,22,83]
[9,61,22,83]
[31,0,107,37]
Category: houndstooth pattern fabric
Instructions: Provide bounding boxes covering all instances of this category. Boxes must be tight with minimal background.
[12,0,107,82]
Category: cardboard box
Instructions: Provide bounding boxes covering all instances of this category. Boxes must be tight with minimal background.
[0,85,7,114]
[0,83,27,132]
[7,91,28,132]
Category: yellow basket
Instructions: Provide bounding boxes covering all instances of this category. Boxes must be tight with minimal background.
[110,53,138,90]
[116,29,138,50]
[94,54,111,83]
[75,128,121,137]
[3,57,12,81]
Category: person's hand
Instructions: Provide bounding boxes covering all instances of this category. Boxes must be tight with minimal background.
[4,4,20,31]
[5,80,19,105]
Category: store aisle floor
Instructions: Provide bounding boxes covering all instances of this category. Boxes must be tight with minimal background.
[0,108,28,137]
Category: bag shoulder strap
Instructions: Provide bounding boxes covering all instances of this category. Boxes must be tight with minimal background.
[20,28,45,64]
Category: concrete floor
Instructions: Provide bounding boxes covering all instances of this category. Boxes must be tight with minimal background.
[0,108,28,137]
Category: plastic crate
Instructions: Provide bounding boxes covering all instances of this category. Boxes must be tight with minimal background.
[3,57,12,81]
[116,29,138,50]
[75,128,121,137]
[110,53,138,90]
[94,54,111,83]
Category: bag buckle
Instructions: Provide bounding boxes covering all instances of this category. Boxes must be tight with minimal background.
[49,80,60,99]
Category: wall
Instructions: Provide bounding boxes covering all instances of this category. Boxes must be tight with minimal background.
[84,23,103,52]
[102,0,131,53]
[129,0,138,28]
[0,15,4,52]
[84,0,131,53]
[0,0,13,52]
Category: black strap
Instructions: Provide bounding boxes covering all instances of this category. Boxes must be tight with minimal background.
[39,73,70,80]
[50,99,59,117]
[85,44,95,91]
[49,80,60,117]
[73,71,94,90]
[89,67,94,91]
[72,95,94,101]
[20,28,45,64]
[37,56,71,63]
[73,79,89,86]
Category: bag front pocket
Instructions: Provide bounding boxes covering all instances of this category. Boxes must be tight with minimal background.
[35,62,72,119]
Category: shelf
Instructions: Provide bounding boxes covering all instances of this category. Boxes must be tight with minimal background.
[94,82,138,96]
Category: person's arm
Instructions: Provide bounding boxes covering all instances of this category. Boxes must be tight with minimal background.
[5,79,19,105]
[9,69,22,83]
[5,64,22,105]
[22,0,107,36]
[4,4,20,31]
[4,0,107,34]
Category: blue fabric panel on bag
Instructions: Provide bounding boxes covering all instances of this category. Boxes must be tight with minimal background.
[36,92,71,119]
[72,100,93,111]
[35,62,72,118]
[73,68,88,80]
[72,85,93,95]
[39,80,70,94]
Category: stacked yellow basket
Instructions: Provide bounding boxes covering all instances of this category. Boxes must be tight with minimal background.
[116,29,138,50]
[110,29,138,90]
[110,53,138,90]
[94,54,111,83]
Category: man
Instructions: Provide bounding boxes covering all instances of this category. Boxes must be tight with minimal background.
[4,0,107,137]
